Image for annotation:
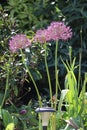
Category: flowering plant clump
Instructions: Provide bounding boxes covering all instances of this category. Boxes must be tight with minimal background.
[34,21,72,43]
[8,21,74,130]
[9,34,31,52]
[9,22,72,52]
[33,21,72,110]
[9,21,72,107]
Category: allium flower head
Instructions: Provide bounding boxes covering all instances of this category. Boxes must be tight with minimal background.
[9,34,31,52]
[34,29,51,43]
[47,21,72,41]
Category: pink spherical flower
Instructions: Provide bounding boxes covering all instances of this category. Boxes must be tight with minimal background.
[34,29,51,43]
[47,21,72,41]
[9,34,31,52]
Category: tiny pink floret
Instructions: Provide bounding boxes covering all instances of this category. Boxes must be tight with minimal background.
[9,34,31,52]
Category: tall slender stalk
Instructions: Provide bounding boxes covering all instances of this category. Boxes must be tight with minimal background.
[44,44,53,107]
[44,43,57,130]
[55,40,59,109]
[0,59,10,108]
[69,46,72,66]
[78,27,82,93]
[20,49,42,106]
[78,50,82,93]
[39,114,42,130]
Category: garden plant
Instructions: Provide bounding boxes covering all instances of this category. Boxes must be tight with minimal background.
[0,0,87,130]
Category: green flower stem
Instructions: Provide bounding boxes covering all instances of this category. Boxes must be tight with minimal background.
[39,114,42,130]
[69,46,72,66]
[78,27,82,93]
[78,50,82,93]
[20,49,42,107]
[55,40,59,109]
[44,44,53,107]
[0,60,10,108]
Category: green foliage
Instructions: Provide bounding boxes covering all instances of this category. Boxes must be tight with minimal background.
[5,0,62,32]
[0,5,16,44]
[1,109,14,128]
[56,51,87,129]
[0,103,39,130]
[58,0,87,75]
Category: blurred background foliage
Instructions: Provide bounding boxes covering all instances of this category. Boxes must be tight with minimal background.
[0,0,87,104]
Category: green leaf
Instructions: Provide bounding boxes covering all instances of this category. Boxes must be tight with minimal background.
[58,89,69,114]
[6,123,14,130]
[1,109,13,128]
[30,69,42,81]
[60,56,69,72]
[13,85,18,97]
